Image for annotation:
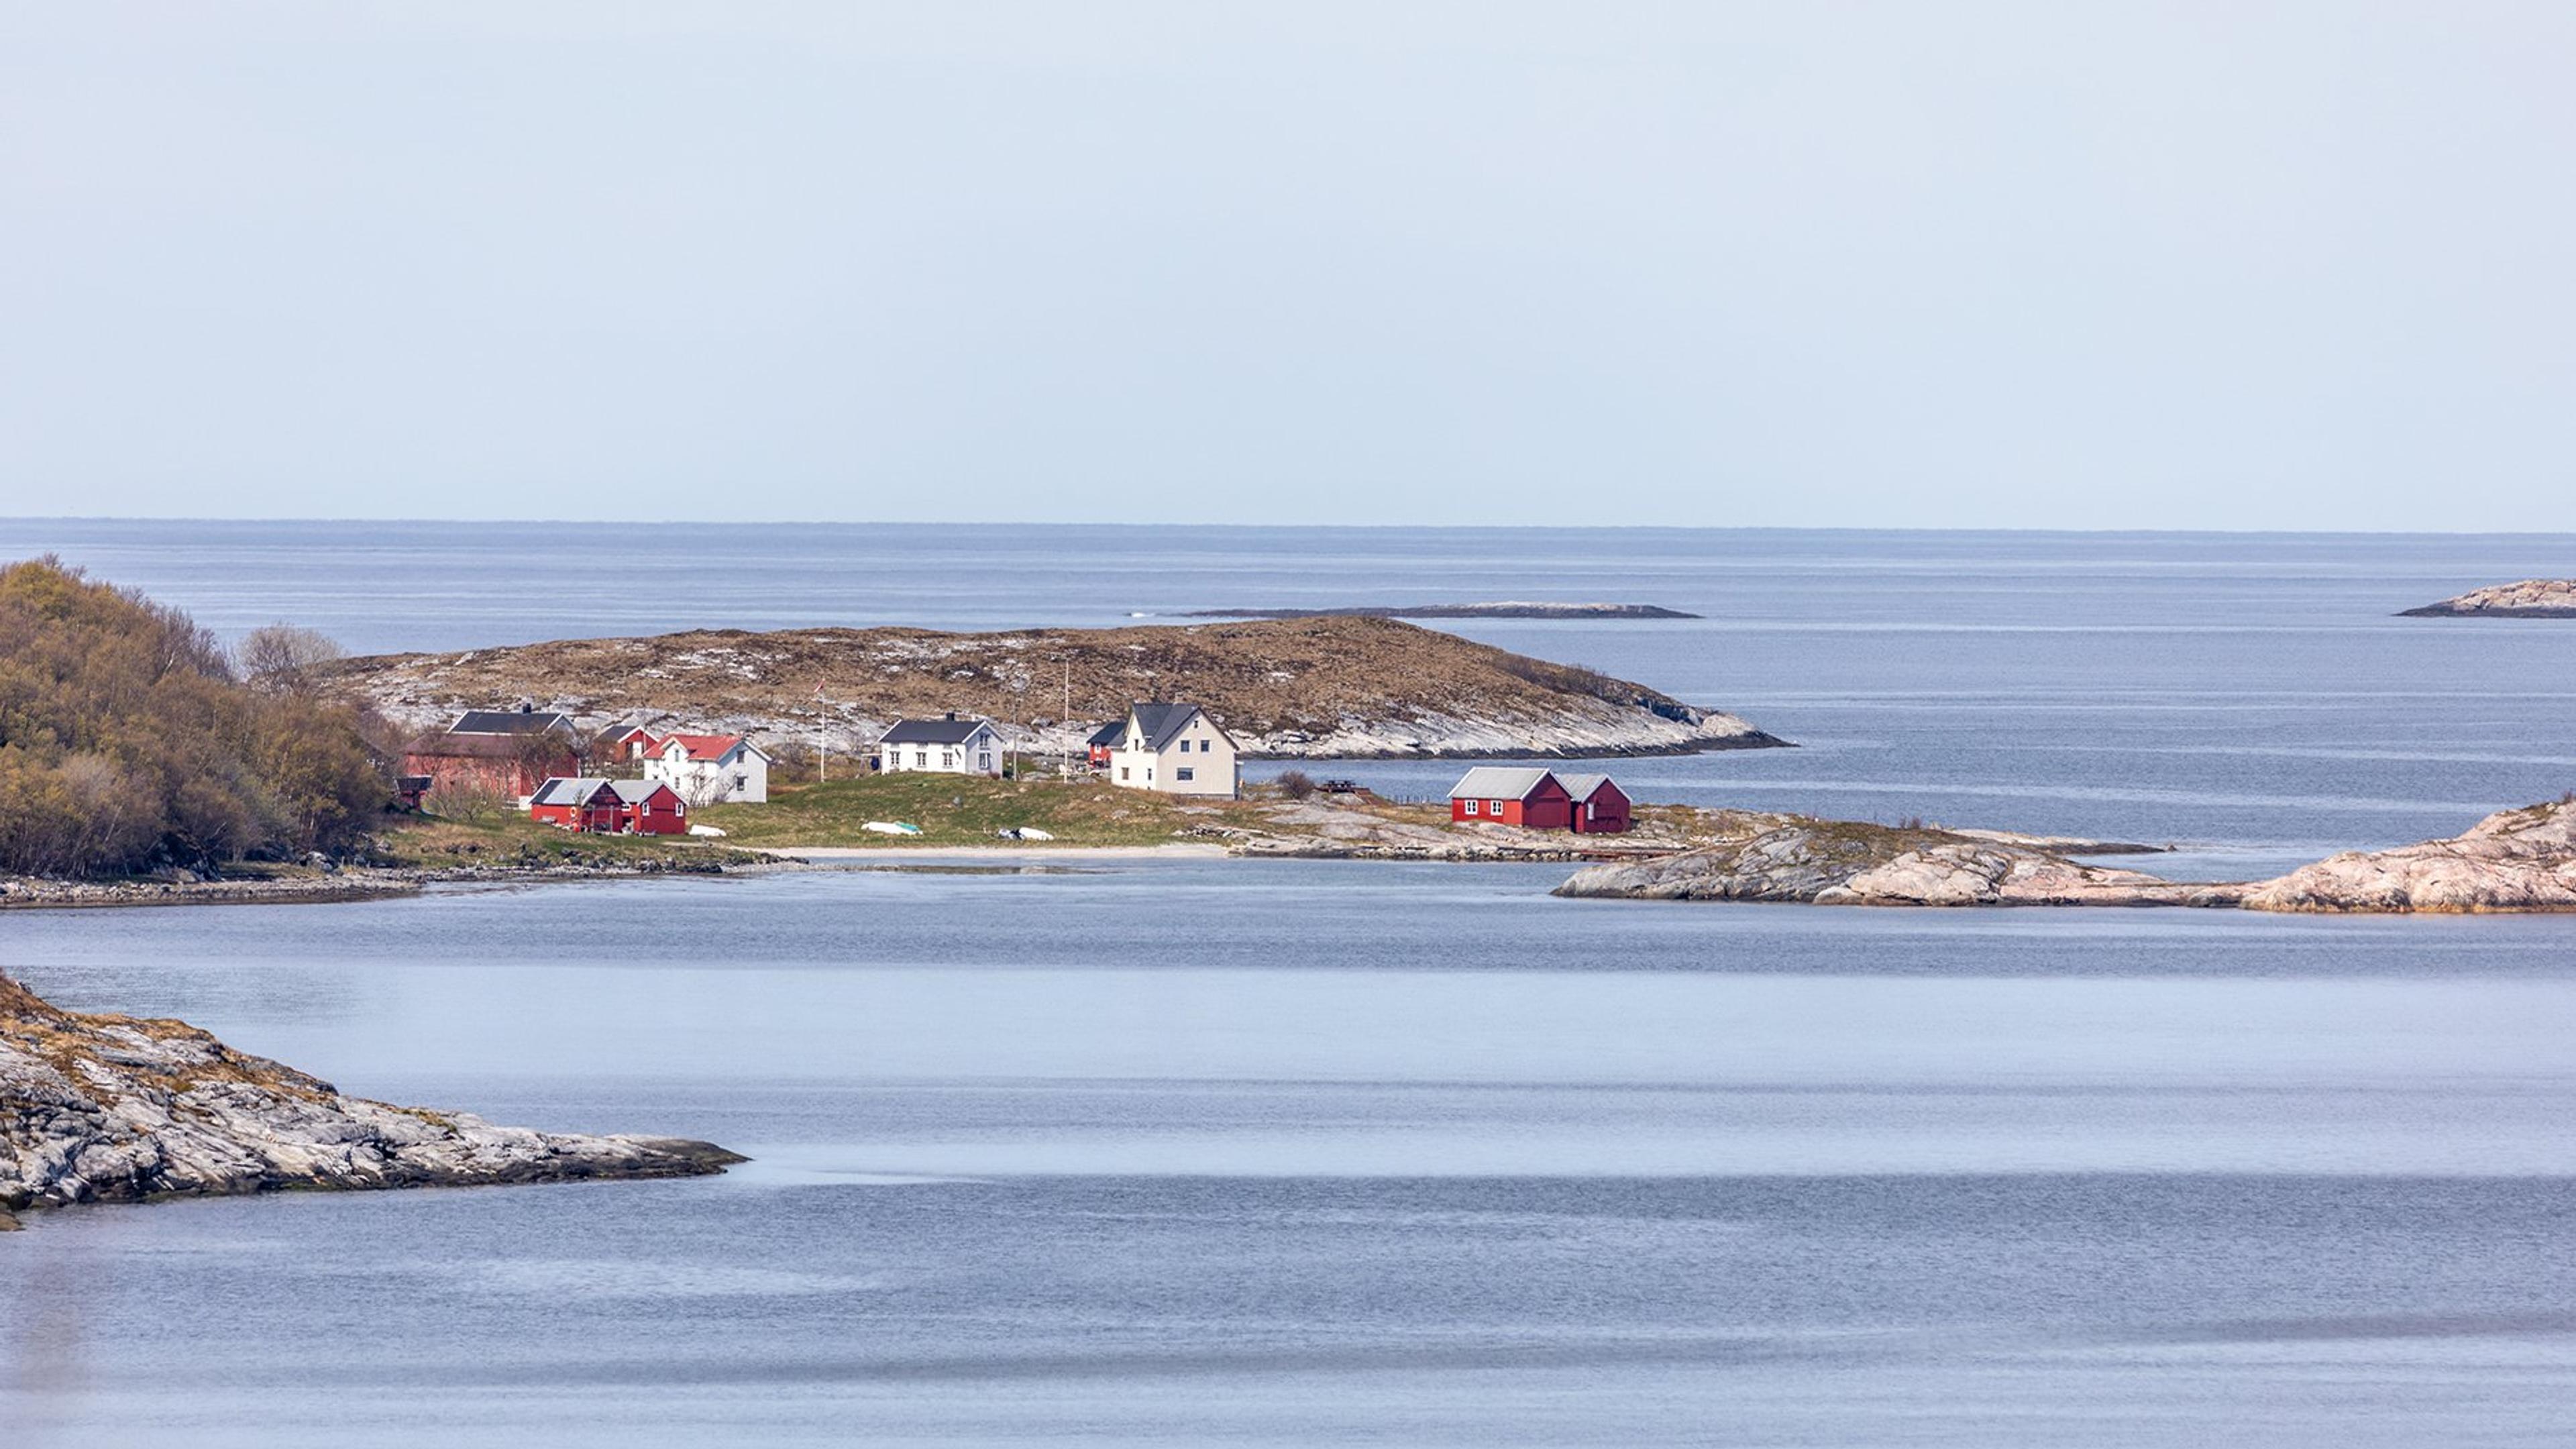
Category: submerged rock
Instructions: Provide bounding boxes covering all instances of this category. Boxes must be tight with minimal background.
[1554,821,2243,908]
[0,972,741,1224]
[2241,799,2576,913]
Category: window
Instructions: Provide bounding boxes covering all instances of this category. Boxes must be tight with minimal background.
[1120,767,1130,781]
[1177,767,1194,782]
[1177,739,1190,753]
[912,749,926,769]
[941,749,956,768]
[1489,800,1505,814]
[733,774,747,792]
[1462,799,1479,816]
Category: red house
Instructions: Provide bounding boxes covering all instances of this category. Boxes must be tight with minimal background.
[1446,767,1574,829]
[528,777,690,835]
[1552,773,1633,835]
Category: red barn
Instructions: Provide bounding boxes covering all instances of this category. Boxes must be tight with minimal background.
[1447,767,1574,829]
[406,708,582,804]
[1553,773,1633,835]
[529,777,690,835]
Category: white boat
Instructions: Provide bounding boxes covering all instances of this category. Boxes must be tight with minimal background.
[687,824,729,838]
[998,826,1056,841]
[863,820,922,836]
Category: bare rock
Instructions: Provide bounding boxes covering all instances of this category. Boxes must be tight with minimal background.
[2241,799,2576,913]
[1555,821,2241,908]
[2399,580,2576,618]
[1,972,741,1220]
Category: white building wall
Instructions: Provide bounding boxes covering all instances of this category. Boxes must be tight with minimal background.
[1106,711,1238,797]
[645,744,771,804]
[877,724,1004,776]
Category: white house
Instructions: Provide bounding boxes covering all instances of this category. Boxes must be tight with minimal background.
[876,714,1006,776]
[1097,701,1238,798]
[615,728,772,804]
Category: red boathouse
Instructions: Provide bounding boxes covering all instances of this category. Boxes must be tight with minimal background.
[1552,773,1633,835]
[528,777,690,835]
[1446,767,1574,829]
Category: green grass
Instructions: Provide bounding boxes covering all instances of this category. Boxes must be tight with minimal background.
[375,812,756,871]
[696,774,1242,848]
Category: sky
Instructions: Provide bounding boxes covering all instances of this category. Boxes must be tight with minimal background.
[1,2,2571,529]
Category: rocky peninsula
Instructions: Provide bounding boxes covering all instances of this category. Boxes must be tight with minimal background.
[0,971,741,1230]
[2239,798,2576,912]
[1555,819,2241,907]
[2398,580,2576,618]
[1554,799,2576,912]
[322,615,1784,759]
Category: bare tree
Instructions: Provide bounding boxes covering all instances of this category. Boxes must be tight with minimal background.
[237,624,344,695]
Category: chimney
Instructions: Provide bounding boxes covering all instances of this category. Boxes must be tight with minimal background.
[944,711,957,720]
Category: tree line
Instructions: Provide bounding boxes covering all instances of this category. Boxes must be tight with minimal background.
[0,557,391,878]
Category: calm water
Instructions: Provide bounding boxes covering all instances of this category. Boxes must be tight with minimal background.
[4,523,2576,1444]
[4,519,2571,857]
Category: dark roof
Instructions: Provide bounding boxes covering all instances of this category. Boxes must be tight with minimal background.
[452,709,575,736]
[1087,721,1128,748]
[408,733,575,761]
[1126,701,1229,752]
[878,716,994,746]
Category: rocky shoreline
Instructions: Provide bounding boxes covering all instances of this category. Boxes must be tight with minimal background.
[1554,800,2576,912]
[2398,579,2576,618]
[0,855,750,912]
[1,972,741,1230]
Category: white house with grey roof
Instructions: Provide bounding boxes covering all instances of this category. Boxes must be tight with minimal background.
[1097,701,1238,798]
[875,714,1006,776]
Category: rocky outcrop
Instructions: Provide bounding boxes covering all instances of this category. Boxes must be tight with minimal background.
[2399,580,2576,618]
[0,973,741,1228]
[2241,799,2576,913]
[1554,822,2243,908]
[319,615,1784,760]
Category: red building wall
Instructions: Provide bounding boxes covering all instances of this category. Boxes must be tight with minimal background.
[1451,781,1574,828]
[1570,783,1633,834]
[405,748,579,802]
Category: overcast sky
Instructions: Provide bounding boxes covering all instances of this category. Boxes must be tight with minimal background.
[2,3,2570,529]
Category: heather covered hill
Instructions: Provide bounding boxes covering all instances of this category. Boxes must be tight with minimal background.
[0,559,388,877]
[321,615,1784,759]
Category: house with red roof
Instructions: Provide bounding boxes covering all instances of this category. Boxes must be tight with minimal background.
[615,727,773,804]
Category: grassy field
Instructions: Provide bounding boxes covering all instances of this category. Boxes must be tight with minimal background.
[375,812,759,870]
[696,774,1260,849]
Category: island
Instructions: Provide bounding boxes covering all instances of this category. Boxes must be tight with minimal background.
[321,615,1785,759]
[1177,602,1701,620]
[2398,579,2576,618]
[0,970,741,1230]
[1554,797,2576,912]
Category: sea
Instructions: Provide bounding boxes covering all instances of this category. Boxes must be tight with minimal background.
[3,521,2575,1446]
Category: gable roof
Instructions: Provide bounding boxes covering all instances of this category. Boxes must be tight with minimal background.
[1124,701,1231,753]
[452,709,574,736]
[529,777,614,806]
[1447,767,1562,801]
[1552,772,1621,802]
[661,733,754,761]
[607,779,678,804]
[878,716,996,746]
[1087,721,1128,748]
